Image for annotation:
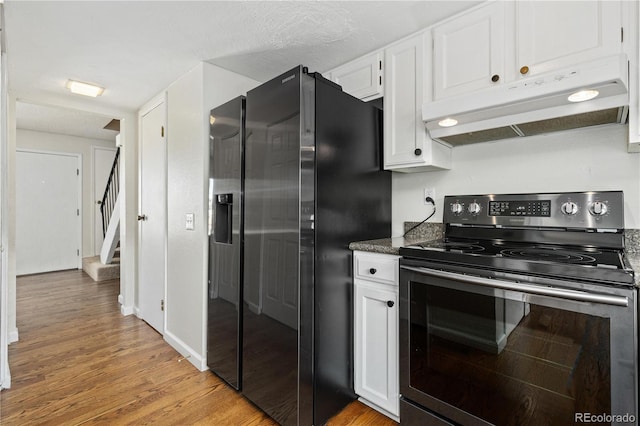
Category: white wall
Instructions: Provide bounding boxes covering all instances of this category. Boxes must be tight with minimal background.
[16,129,117,257]
[0,48,9,389]
[163,62,258,370]
[392,124,640,235]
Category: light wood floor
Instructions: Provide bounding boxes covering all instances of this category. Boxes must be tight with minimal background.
[0,270,397,425]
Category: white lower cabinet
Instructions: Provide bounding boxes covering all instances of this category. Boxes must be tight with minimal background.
[353,251,399,420]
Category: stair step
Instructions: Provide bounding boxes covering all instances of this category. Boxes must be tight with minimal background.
[82,256,120,282]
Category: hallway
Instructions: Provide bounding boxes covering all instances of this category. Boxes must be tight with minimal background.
[0,270,393,425]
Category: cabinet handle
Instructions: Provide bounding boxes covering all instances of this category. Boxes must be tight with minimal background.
[369,268,377,275]
[520,65,529,75]
[414,148,422,156]
[491,74,500,82]
[387,300,394,308]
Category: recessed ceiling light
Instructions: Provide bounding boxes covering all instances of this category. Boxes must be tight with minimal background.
[568,89,599,103]
[66,80,104,97]
[438,118,458,127]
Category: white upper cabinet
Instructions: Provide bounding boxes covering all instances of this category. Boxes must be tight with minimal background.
[384,32,451,172]
[433,1,507,100]
[328,51,383,101]
[516,1,622,79]
[432,1,623,101]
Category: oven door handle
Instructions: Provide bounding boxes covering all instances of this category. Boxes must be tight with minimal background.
[400,266,629,307]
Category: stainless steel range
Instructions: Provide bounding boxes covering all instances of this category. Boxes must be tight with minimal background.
[399,191,638,425]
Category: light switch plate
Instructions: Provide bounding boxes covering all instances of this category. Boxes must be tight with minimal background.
[185,213,195,231]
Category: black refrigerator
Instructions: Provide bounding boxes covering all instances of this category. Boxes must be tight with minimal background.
[207,96,245,390]
[242,66,391,425]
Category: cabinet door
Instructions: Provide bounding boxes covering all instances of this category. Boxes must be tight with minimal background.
[384,32,451,171]
[516,1,622,78]
[329,51,383,101]
[354,281,398,416]
[432,1,506,100]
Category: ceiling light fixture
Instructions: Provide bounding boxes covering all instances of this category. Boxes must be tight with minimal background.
[568,89,599,103]
[438,118,458,127]
[66,80,105,97]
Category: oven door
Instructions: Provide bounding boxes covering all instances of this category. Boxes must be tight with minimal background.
[399,259,638,426]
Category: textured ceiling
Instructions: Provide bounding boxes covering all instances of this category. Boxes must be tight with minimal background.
[5,1,481,139]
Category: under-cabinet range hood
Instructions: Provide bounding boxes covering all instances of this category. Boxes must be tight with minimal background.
[423,54,629,146]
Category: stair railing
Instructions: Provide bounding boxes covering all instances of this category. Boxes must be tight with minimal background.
[100,148,120,237]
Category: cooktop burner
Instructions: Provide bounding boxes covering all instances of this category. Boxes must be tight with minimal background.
[499,247,597,264]
[406,241,485,253]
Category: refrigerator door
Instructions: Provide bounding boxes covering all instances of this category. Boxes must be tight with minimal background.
[242,66,390,426]
[243,66,310,426]
[207,96,245,390]
[313,73,390,424]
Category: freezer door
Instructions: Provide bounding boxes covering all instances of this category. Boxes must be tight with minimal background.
[207,96,244,390]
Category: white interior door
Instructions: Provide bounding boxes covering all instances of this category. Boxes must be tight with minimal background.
[139,100,166,334]
[93,147,117,255]
[16,150,81,275]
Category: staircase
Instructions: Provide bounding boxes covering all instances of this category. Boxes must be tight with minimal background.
[83,147,121,282]
[82,249,120,282]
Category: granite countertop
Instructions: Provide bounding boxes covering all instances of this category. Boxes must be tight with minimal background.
[627,254,640,287]
[350,223,640,288]
[348,222,445,255]
[348,236,419,255]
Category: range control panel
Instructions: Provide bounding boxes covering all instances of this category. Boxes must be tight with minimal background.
[443,191,624,229]
[489,200,551,217]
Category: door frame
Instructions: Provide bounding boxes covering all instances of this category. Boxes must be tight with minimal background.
[137,92,167,333]
[15,148,82,272]
[91,145,117,256]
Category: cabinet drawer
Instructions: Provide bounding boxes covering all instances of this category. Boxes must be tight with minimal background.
[354,252,399,285]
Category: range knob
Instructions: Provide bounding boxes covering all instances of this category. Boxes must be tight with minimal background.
[561,201,579,215]
[589,201,608,216]
[450,202,464,215]
[468,202,482,215]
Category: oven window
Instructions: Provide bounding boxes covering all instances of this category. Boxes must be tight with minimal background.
[410,282,611,425]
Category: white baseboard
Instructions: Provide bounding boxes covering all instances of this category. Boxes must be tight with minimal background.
[120,305,134,316]
[8,329,18,344]
[118,294,134,316]
[0,361,11,390]
[164,329,207,372]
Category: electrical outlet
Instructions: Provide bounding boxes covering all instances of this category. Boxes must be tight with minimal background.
[185,213,195,231]
[424,188,436,205]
